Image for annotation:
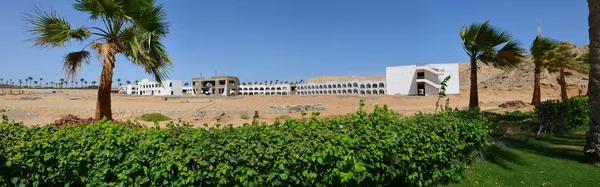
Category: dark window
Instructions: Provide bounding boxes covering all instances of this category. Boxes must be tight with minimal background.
[169,82,172,87]
[417,72,425,79]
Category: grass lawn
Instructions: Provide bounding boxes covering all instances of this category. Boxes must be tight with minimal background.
[451,132,600,186]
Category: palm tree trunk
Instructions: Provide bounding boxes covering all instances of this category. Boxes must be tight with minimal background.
[557,69,568,101]
[586,0,600,164]
[95,53,115,121]
[532,65,542,105]
[469,58,479,109]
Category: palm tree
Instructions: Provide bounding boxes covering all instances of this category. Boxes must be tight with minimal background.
[530,36,560,105]
[19,79,23,87]
[27,77,33,88]
[45,82,49,87]
[84,81,88,87]
[254,81,258,85]
[135,80,139,85]
[184,82,190,86]
[117,78,121,87]
[126,80,131,85]
[275,80,279,84]
[91,81,97,86]
[80,78,85,87]
[75,81,79,88]
[586,0,600,164]
[25,78,29,88]
[460,21,525,109]
[26,1,172,121]
[547,42,588,101]
[34,81,38,87]
[59,78,65,88]
[39,78,43,88]
[50,81,54,88]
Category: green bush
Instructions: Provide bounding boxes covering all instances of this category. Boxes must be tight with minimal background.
[139,113,171,122]
[0,102,492,186]
[535,96,589,134]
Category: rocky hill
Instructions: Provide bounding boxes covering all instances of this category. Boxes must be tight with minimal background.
[458,43,589,91]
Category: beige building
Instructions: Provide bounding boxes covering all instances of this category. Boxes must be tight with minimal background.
[191,76,240,96]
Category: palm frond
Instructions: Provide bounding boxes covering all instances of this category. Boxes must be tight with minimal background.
[461,21,524,68]
[63,51,91,81]
[73,0,125,20]
[530,36,560,66]
[25,6,91,48]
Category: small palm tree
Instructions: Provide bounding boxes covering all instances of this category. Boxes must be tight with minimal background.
[59,78,65,88]
[34,81,38,87]
[46,82,49,87]
[19,79,22,87]
[84,81,88,87]
[135,80,139,85]
[39,78,43,88]
[91,81,97,86]
[461,21,525,109]
[117,79,121,87]
[26,1,172,121]
[126,80,131,85]
[50,81,54,88]
[254,81,258,85]
[80,78,85,87]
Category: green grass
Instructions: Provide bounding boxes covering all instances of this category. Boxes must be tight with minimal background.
[450,132,600,186]
[139,113,171,122]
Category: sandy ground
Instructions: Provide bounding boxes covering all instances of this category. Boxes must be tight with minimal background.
[0,87,585,127]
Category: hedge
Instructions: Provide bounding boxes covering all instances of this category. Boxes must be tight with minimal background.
[535,96,589,134]
[0,102,492,186]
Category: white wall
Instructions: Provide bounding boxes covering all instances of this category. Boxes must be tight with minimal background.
[386,65,417,95]
[385,63,460,96]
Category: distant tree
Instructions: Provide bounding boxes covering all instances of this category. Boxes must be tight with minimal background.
[19,79,22,87]
[45,82,49,87]
[75,82,78,88]
[28,77,33,87]
[117,79,121,88]
[254,81,258,85]
[59,78,65,88]
[91,81,97,86]
[460,21,525,109]
[50,81,54,88]
[39,78,43,88]
[135,80,139,85]
[84,81,88,87]
[34,81,38,87]
[547,42,588,100]
[80,78,85,87]
[126,80,131,85]
[275,80,279,84]
[71,81,75,88]
[184,82,190,86]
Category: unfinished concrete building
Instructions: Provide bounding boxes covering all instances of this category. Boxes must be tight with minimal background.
[191,76,240,96]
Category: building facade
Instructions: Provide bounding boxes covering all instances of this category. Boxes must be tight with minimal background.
[192,76,240,96]
[296,80,386,96]
[239,84,292,95]
[385,63,460,96]
[137,79,183,96]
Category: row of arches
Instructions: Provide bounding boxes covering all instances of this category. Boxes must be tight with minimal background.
[241,86,288,91]
[241,92,289,96]
[298,89,385,95]
[298,82,385,90]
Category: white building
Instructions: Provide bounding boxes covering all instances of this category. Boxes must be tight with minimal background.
[136,79,183,96]
[385,63,460,96]
[296,80,386,96]
[182,86,196,95]
[239,84,292,96]
[118,85,139,95]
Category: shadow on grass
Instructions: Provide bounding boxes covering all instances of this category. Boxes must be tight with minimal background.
[483,143,525,170]
[501,134,587,163]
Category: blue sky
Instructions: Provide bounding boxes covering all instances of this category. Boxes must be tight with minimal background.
[0,0,589,85]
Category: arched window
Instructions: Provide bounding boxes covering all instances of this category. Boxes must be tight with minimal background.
[379,82,385,88]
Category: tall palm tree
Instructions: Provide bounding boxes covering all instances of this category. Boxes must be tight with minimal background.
[547,42,588,101]
[34,81,38,87]
[80,78,85,87]
[39,78,43,88]
[28,77,33,88]
[530,36,560,105]
[117,78,121,87]
[91,81,97,86]
[45,82,49,87]
[25,1,172,120]
[586,0,600,164]
[19,79,23,87]
[84,81,88,87]
[25,78,29,88]
[50,81,54,88]
[126,80,131,85]
[460,21,525,109]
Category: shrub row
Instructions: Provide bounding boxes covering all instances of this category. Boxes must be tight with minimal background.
[535,96,589,134]
[0,102,492,186]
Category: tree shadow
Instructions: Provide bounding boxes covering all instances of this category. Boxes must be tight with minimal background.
[483,143,525,170]
[501,135,587,163]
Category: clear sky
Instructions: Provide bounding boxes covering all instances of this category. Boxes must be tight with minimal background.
[0,0,589,85]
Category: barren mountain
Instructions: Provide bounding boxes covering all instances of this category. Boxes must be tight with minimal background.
[459,43,589,91]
